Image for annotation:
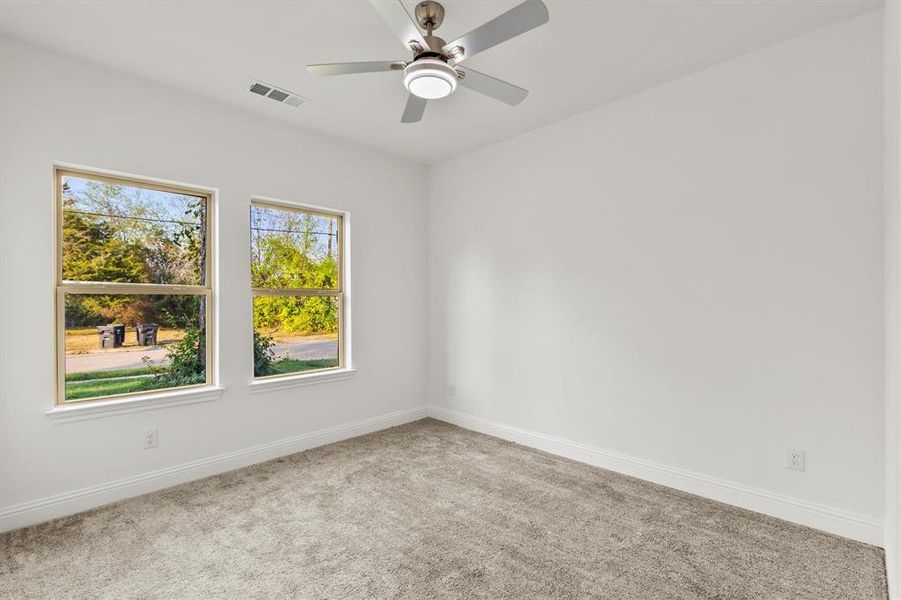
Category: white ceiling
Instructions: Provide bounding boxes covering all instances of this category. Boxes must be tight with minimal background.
[0,0,882,164]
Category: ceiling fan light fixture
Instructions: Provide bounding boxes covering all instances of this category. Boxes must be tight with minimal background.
[307,0,549,122]
[403,59,458,100]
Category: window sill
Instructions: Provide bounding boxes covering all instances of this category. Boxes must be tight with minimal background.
[250,368,356,394]
[46,386,225,424]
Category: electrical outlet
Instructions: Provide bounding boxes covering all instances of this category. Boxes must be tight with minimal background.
[448,384,456,397]
[786,447,805,472]
[143,428,158,450]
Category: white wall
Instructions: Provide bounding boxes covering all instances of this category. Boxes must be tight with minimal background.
[0,38,428,528]
[428,12,885,543]
[0,6,890,555]
[885,0,901,594]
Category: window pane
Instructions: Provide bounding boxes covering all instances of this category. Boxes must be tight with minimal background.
[253,295,339,377]
[64,293,207,402]
[61,174,207,285]
[250,205,339,289]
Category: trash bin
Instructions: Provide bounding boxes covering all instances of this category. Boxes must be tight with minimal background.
[136,323,159,346]
[97,324,125,349]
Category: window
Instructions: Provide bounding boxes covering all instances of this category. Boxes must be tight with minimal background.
[250,200,345,379]
[56,168,213,404]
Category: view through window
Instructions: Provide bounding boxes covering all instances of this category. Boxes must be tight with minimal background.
[57,170,212,403]
[251,201,343,378]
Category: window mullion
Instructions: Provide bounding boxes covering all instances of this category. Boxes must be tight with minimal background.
[60,282,210,295]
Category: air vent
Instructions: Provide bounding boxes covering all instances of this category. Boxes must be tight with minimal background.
[248,80,307,108]
[249,82,271,96]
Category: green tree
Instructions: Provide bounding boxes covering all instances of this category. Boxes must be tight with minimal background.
[250,210,338,335]
[62,196,154,326]
[62,197,150,284]
[61,179,206,329]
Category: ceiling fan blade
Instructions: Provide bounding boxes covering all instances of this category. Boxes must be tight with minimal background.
[457,67,528,106]
[401,94,427,123]
[307,61,405,76]
[442,0,549,63]
[370,0,428,52]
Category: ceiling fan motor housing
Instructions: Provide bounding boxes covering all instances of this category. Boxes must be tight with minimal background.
[403,58,458,99]
[415,1,445,31]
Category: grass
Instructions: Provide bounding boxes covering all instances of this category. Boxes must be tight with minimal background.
[64,357,337,400]
[66,366,157,382]
[266,358,339,376]
[65,376,172,401]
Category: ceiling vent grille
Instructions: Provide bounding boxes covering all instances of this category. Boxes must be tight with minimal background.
[248,80,307,108]
[249,82,271,96]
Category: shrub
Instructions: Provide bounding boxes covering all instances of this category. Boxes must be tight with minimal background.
[253,331,276,377]
[146,327,205,387]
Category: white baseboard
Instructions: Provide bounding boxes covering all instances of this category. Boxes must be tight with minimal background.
[428,405,884,547]
[2,403,884,549]
[0,405,428,533]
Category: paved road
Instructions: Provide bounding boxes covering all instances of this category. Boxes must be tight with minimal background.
[271,339,337,361]
[66,338,338,374]
[66,348,167,373]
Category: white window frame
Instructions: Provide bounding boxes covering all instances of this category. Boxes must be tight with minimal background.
[51,165,220,416]
[249,196,353,390]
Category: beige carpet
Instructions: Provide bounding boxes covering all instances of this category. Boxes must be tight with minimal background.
[0,419,888,599]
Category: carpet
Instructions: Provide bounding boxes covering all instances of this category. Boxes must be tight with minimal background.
[0,419,888,599]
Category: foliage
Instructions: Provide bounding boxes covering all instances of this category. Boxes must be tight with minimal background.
[62,196,155,326]
[62,179,204,327]
[251,235,337,289]
[63,179,339,353]
[66,179,204,285]
[154,327,206,387]
[62,197,151,283]
[254,332,337,378]
[66,294,200,332]
[140,327,205,390]
[251,206,339,335]
[253,296,337,335]
[253,331,276,377]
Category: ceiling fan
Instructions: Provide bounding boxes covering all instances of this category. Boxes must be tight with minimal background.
[306,0,549,123]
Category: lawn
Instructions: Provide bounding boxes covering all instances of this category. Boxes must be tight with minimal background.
[64,351,337,401]
[266,358,339,376]
[65,366,157,382]
[65,375,171,400]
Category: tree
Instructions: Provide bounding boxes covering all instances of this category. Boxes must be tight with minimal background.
[250,208,339,335]
[61,180,206,330]
[62,196,154,326]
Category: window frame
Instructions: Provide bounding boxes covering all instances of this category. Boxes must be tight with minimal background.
[250,197,349,381]
[54,166,216,406]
